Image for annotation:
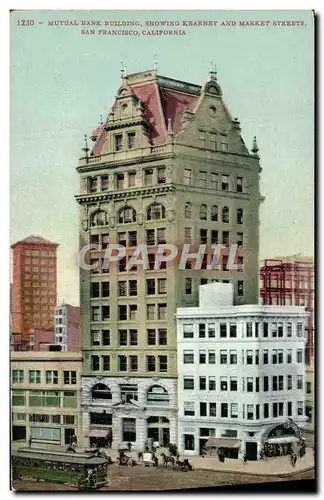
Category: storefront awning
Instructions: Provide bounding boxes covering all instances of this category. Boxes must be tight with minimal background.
[266,436,300,444]
[206,438,240,448]
[88,429,109,438]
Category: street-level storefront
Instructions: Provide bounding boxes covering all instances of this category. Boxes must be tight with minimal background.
[82,376,177,451]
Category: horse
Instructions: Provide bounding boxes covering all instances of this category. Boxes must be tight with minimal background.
[160,453,175,467]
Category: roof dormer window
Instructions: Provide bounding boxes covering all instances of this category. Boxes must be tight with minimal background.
[115,134,123,151]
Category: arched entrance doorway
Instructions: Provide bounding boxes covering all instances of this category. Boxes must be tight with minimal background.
[263,424,300,457]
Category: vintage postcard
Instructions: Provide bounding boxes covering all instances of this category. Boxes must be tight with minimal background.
[10,9,315,492]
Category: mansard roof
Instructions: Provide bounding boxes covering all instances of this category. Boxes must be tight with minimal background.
[11,235,59,248]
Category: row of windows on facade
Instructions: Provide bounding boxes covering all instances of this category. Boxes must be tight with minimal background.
[88,383,170,407]
[12,412,76,425]
[87,167,242,194]
[182,374,305,392]
[182,348,304,365]
[12,390,77,408]
[90,354,168,373]
[90,204,244,227]
[90,280,167,299]
[23,296,56,305]
[89,229,244,248]
[23,282,56,290]
[91,328,167,347]
[23,303,56,312]
[90,253,243,275]
[182,401,304,419]
[12,370,77,384]
[23,250,56,257]
[182,321,305,340]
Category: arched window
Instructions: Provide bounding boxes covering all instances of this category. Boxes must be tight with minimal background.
[147,203,166,221]
[237,208,243,225]
[199,204,207,221]
[118,206,136,224]
[146,385,170,406]
[184,203,192,219]
[222,206,229,223]
[211,205,218,222]
[91,210,107,227]
[91,383,112,400]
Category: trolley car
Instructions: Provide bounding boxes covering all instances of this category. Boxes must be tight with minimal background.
[12,448,109,489]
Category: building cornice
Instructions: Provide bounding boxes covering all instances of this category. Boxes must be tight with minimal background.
[75,184,175,205]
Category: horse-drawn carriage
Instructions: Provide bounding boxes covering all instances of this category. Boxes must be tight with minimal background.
[116,449,136,467]
[12,447,109,490]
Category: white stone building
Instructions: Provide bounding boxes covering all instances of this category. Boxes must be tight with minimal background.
[177,283,308,460]
[81,376,177,450]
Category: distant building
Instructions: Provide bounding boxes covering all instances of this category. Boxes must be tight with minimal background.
[260,255,314,364]
[177,283,308,460]
[11,236,59,342]
[54,304,81,352]
[11,351,82,446]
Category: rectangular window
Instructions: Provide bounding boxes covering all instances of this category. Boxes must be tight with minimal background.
[229,324,237,338]
[246,323,253,337]
[199,171,208,188]
[246,350,253,365]
[116,173,124,190]
[185,278,193,295]
[200,402,207,417]
[278,323,283,337]
[231,403,238,419]
[208,324,215,338]
[159,355,168,373]
[157,303,166,320]
[91,282,100,298]
[297,375,303,390]
[209,402,217,417]
[199,351,206,364]
[210,132,217,150]
[129,356,138,372]
[221,403,228,418]
[272,349,278,364]
[208,350,216,364]
[45,371,58,384]
[263,403,269,419]
[102,330,110,346]
[130,329,138,346]
[199,377,206,390]
[12,390,25,406]
[198,130,206,148]
[29,370,41,384]
[287,349,292,364]
[183,351,194,364]
[89,177,98,193]
[211,173,218,189]
[199,323,206,338]
[200,229,207,244]
[147,279,155,295]
[146,356,156,372]
[272,376,278,391]
[64,371,77,385]
[297,323,303,337]
[220,350,227,364]
[115,134,123,151]
[91,306,100,321]
[101,175,109,191]
[272,323,278,338]
[297,401,304,416]
[91,355,100,371]
[127,132,135,149]
[128,231,137,247]
[128,171,136,187]
[184,377,194,390]
[211,230,218,244]
[247,378,253,392]
[236,176,243,192]
[222,231,229,246]
[238,280,244,297]
[297,350,303,363]
[287,401,292,417]
[12,370,24,383]
[147,329,156,346]
[273,403,278,418]
[221,175,229,191]
[183,324,194,339]
[157,167,166,184]
[230,351,237,364]
[306,382,312,394]
[287,323,292,337]
[158,279,166,294]
[287,375,292,390]
[279,375,284,390]
[220,324,227,338]
[184,402,195,416]
[209,377,216,391]
[263,376,269,392]
[118,305,127,321]
[184,169,192,185]
[220,377,228,391]
[102,305,110,320]
[158,329,167,346]
[144,169,153,185]
[103,355,110,371]
[229,378,237,392]
[119,355,127,372]
[247,405,254,420]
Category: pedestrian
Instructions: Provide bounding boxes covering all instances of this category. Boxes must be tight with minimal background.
[28,437,32,448]
[127,441,132,452]
[259,449,264,461]
[243,454,248,465]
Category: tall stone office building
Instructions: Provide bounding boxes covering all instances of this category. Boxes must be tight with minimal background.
[76,68,262,449]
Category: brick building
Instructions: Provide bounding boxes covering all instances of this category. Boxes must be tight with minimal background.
[260,255,314,364]
[11,236,59,344]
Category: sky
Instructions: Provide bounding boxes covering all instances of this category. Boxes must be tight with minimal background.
[10,9,314,306]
